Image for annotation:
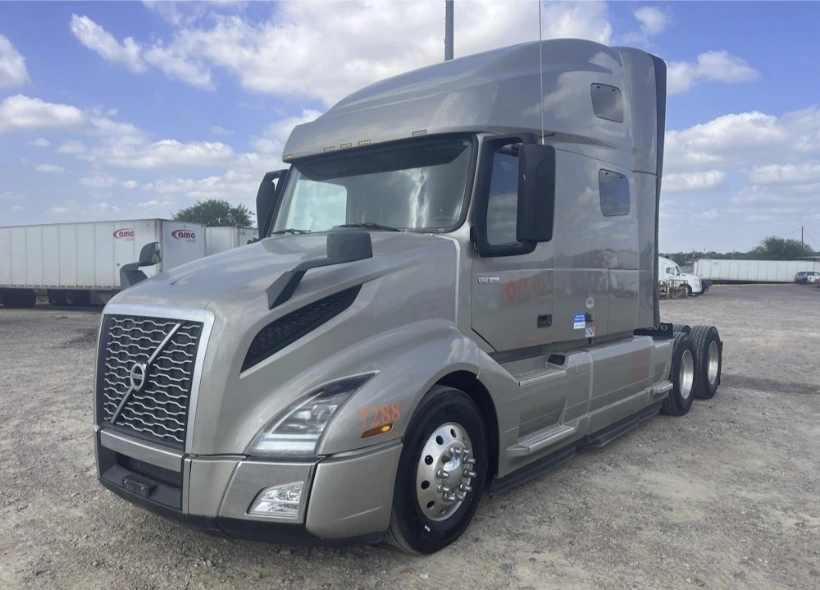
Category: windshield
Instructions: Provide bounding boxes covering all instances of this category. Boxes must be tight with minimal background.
[272,136,474,234]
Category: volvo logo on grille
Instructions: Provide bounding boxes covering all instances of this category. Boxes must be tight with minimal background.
[129,363,148,391]
[110,322,181,424]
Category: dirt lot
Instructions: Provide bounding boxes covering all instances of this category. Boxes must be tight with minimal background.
[1,285,819,590]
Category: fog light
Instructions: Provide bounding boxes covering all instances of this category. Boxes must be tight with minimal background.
[249,482,303,519]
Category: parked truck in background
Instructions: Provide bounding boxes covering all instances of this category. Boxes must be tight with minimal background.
[694,258,820,284]
[92,39,723,555]
[658,256,709,296]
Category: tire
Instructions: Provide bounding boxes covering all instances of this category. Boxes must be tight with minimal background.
[64,290,90,307]
[661,332,696,417]
[672,324,691,335]
[48,290,67,306]
[690,325,722,400]
[685,284,693,297]
[384,386,488,554]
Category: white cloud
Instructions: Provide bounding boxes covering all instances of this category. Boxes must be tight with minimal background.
[750,163,820,185]
[252,109,322,154]
[69,14,145,73]
[0,191,26,200]
[72,1,612,105]
[80,174,118,188]
[0,35,30,88]
[211,125,233,136]
[29,138,50,147]
[122,180,138,189]
[48,206,68,215]
[633,7,669,36]
[10,204,23,212]
[695,208,719,220]
[664,170,726,193]
[58,140,88,155]
[35,164,65,174]
[0,94,141,138]
[97,138,235,169]
[668,51,760,95]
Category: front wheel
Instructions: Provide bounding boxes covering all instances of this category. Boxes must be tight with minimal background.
[384,386,488,554]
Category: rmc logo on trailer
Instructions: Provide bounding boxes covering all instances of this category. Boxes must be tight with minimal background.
[112,229,135,241]
[171,229,197,242]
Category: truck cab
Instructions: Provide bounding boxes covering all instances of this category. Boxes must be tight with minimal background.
[659,256,708,296]
[92,39,722,554]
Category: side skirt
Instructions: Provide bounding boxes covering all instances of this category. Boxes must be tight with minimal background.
[488,401,663,495]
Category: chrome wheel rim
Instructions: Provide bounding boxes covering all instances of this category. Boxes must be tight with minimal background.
[707,340,719,385]
[416,423,475,522]
[680,349,694,400]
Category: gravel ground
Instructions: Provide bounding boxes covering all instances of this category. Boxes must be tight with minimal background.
[1,284,819,590]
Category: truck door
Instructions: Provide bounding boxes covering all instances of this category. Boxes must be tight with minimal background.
[471,142,554,352]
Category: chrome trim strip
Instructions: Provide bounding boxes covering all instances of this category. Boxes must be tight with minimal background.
[182,457,192,514]
[98,303,215,454]
[100,429,183,472]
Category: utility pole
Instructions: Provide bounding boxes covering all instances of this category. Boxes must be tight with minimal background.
[445,1,454,61]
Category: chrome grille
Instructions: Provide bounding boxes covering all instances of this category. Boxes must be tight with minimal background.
[100,315,203,447]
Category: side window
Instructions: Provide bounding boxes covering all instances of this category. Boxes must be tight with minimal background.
[599,169,630,217]
[591,84,624,123]
[486,151,519,245]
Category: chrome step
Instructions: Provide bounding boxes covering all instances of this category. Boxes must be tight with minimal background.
[514,367,566,387]
[507,424,577,456]
[650,381,673,397]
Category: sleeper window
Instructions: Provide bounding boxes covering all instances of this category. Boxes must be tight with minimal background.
[599,169,630,217]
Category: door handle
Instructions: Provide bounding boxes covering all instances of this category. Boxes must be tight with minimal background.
[537,314,552,328]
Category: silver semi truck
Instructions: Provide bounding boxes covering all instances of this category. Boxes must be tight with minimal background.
[93,39,723,554]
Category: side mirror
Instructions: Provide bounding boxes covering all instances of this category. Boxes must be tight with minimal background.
[256,169,289,239]
[120,241,161,289]
[138,241,161,266]
[473,134,555,257]
[517,144,556,243]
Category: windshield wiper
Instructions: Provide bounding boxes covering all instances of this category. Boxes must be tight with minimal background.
[336,222,400,232]
[270,228,311,235]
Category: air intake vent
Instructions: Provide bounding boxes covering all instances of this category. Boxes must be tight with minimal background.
[242,285,361,371]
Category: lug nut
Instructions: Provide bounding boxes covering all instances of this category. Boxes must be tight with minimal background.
[459,483,472,492]
[437,485,451,493]
[464,457,476,465]
[444,493,456,502]
[437,469,450,478]
[464,469,477,479]
[456,492,466,501]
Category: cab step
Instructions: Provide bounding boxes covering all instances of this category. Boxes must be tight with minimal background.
[650,381,673,397]
[507,424,577,456]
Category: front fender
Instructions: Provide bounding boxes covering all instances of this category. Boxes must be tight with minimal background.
[317,320,480,456]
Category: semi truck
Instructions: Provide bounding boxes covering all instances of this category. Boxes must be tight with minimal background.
[659,256,709,296]
[0,221,258,307]
[92,39,723,555]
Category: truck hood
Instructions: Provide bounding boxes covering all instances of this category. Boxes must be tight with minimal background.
[108,231,454,311]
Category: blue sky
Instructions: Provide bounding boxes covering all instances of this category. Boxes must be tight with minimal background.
[1,1,819,252]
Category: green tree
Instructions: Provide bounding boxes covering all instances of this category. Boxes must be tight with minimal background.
[748,236,814,260]
[173,199,254,227]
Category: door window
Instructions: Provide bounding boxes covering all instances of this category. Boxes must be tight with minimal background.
[486,152,519,245]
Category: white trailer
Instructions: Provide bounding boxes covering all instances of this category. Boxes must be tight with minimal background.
[0,219,205,307]
[204,227,258,256]
[693,259,820,283]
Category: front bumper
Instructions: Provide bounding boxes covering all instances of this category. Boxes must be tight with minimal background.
[95,427,401,546]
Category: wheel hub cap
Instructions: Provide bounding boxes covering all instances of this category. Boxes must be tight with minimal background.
[680,349,694,399]
[416,423,476,522]
[707,340,719,385]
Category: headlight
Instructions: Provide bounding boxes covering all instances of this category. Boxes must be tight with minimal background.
[251,374,374,456]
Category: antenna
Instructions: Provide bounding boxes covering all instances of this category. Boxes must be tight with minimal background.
[538,0,545,145]
[445,1,454,61]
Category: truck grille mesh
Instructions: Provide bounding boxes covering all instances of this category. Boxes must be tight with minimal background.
[100,315,203,447]
[242,285,361,372]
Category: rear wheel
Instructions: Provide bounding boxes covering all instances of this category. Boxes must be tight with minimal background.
[690,325,722,399]
[384,386,488,554]
[661,332,696,417]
